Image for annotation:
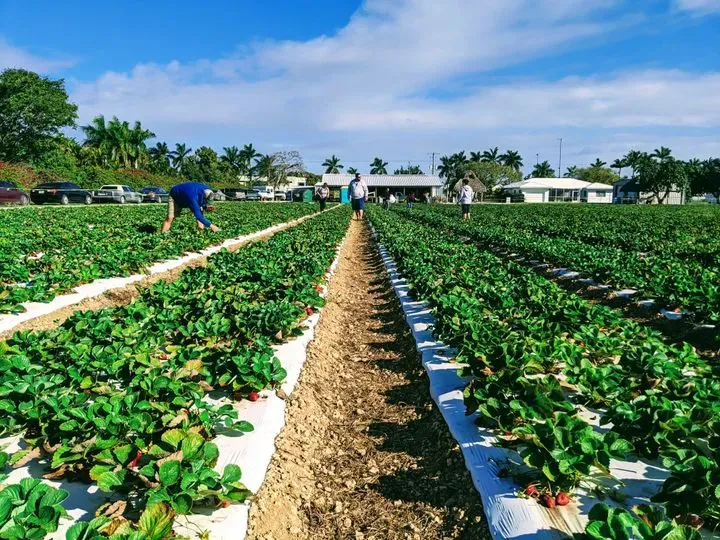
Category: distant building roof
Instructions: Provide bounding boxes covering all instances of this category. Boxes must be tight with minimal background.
[505,177,614,190]
[322,173,443,188]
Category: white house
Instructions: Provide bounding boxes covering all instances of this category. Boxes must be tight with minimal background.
[504,178,614,203]
[322,174,443,200]
[612,178,684,204]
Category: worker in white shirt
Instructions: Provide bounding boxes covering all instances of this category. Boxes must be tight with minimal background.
[317,183,330,211]
[348,173,368,220]
[458,178,474,221]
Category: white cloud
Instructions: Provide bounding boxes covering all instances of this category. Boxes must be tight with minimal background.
[0,37,75,73]
[67,0,720,172]
[674,0,720,14]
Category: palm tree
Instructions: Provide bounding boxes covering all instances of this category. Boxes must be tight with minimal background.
[322,155,344,174]
[469,151,483,163]
[149,142,171,172]
[370,157,388,175]
[590,158,607,169]
[531,161,555,178]
[254,154,275,182]
[220,146,242,172]
[170,143,193,173]
[127,121,155,168]
[564,166,580,178]
[81,115,112,167]
[624,150,644,178]
[499,149,523,171]
[481,146,500,164]
[240,143,262,182]
[347,167,358,175]
[652,146,673,162]
[611,158,627,177]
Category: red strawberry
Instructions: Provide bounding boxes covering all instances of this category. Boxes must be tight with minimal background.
[524,484,538,497]
[304,307,315,316]
[128,450,143,469]
[220,500,231,508]
[246,340,254,347]
[233,391,243,401]
[555,492,570,506]
[159,353,168,361]
[541,494,556,508]
[315,285,324,292]
[248,391,260,402]
[578,341,585,347]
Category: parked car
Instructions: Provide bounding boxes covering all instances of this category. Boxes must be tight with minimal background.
[252,185,275,201]
[212,190,227,202]
[0,181,29,205]
[246,189,261,201]
[30,182,93,205]
[92,185,143,204]
[221,187,247,201]
[140,186,169,203]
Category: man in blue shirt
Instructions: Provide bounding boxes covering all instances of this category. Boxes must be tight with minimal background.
[162,181,220,233]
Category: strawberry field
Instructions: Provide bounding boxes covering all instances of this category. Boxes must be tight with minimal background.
[370,204,719,539]
[0,206,349,538]
[400,204,720,325]
[0,203,319,314]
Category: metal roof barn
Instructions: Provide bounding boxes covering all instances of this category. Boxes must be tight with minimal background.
[322,174,443,189]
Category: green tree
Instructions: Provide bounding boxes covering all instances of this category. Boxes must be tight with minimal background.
[469,151,482,163]
[637,156,688,203]
[169,143,193,174]
[564,166,579,178]
[611,158,627,177]
[462,161,521,191]
[531,161,555,178]
[220,146,242,173]
[590,158,607,169]
[394,164,423,174]
[689,158,720,200]
[499,149,523,171]
[254,154,275,183]
[182,146,221,183]
[240,143,262,183]
[481,146,501,164]
[322,155,343,174]
[0,69,78,163]
[623,150,645,178]
[437,152,468,189]
[347,167,358,175]
[575,166,619,185]
[652,146,673,163]
[370,157,388,175]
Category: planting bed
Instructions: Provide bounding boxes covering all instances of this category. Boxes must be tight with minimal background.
[401,204,720,326]
[370,206,713,539]
[0,206,350,538]
[0,203,319,314]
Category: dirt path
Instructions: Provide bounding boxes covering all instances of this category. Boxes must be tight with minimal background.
[247,219,490,540]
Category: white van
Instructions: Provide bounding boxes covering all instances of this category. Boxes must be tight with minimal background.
[252,185,275,201]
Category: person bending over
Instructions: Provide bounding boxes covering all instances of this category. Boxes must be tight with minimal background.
[162,181,220,233]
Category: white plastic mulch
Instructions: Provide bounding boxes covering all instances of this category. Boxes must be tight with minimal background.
[0,212,321,336]
[375,238,681,540]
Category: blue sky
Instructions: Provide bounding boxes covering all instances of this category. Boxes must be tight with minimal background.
[1,0,719,173]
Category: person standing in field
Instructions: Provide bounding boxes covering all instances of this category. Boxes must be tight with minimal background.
[317,182,330,211]
[406,192,415,209]
[348,173,368,220]
[382,188,391,210]
[162,181,219,233]
[458,178,474,221]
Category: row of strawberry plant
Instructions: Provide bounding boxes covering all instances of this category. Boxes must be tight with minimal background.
[401,205,720,324]
[441,203,720,263]
[369,207,711,537]
[0,203,319,314]
[0,206,350,536]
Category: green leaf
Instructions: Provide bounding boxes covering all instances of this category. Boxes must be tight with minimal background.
[171,494,192,514]
[137,502,175,540]
[180,432,204,460]
[221,464,242,484]
[160,428,184,449]
[158,460,181,486]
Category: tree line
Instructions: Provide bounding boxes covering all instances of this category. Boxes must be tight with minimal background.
[0,68,315,190]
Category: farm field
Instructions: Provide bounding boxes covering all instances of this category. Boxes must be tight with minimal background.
[398,204,720,326]
[369,205,718,538]
[0,203,319,314]
[1,201,718,539]
[0,206,350,537]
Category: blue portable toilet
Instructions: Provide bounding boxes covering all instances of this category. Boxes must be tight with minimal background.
[340,186,349,204]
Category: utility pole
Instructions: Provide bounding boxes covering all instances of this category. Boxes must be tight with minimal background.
[558,138,563,178]
[536,153,539,166]
[430,152,436,175]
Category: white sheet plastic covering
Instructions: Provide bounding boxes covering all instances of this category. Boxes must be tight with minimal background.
[0,230,347,540]
[374,239,703,540]
[0,212,321,336]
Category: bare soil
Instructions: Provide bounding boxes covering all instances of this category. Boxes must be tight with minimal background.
[0,213,318,340]
[247,219,490,540]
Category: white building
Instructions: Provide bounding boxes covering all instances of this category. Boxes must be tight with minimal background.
[504,178,614,203]
[322,174,443,200]
[612,178,684,204]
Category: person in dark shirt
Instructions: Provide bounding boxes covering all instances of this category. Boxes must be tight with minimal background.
[162,181,220,233]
